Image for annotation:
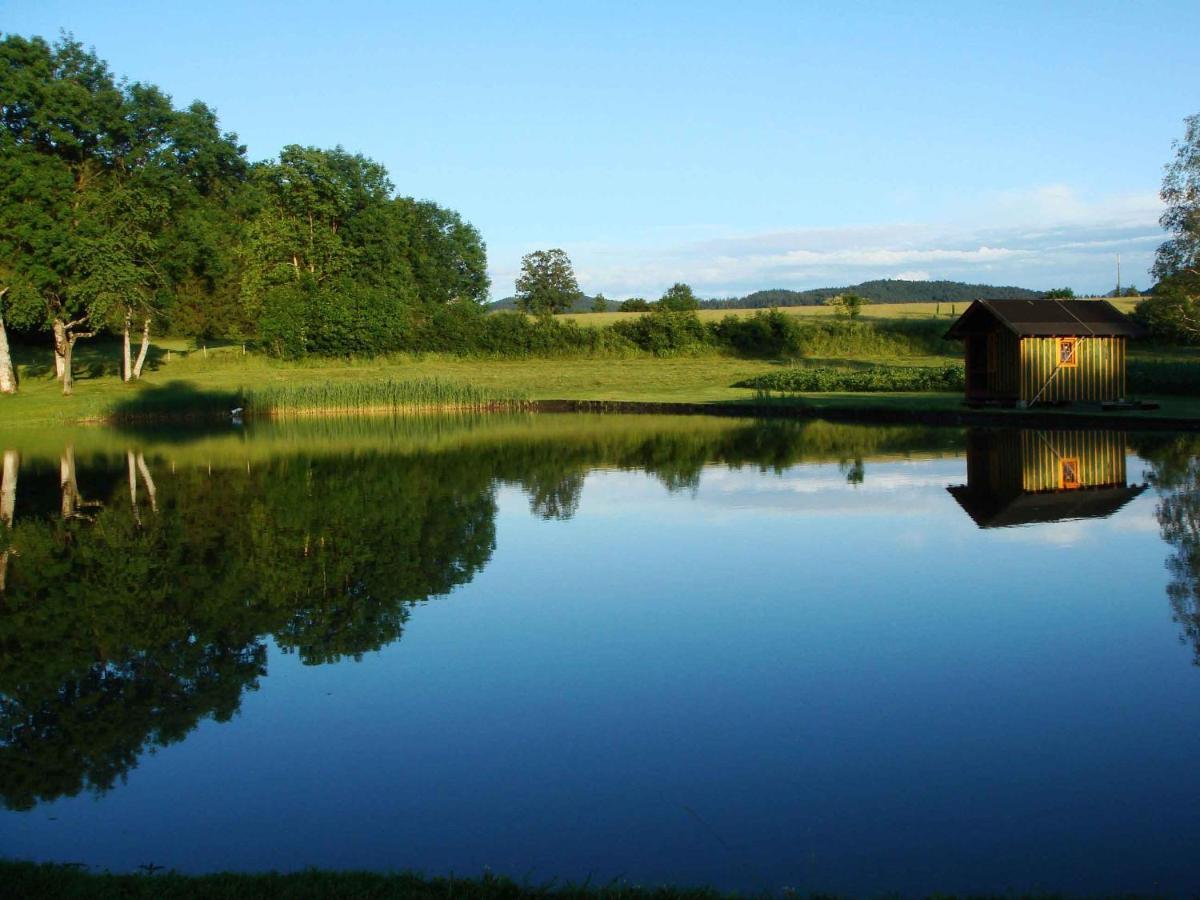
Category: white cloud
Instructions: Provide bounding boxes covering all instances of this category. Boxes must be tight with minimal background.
[488,186,1165,298]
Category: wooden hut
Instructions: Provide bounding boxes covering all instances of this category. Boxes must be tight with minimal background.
[944,299,1144,406]
[947,429,1145,528]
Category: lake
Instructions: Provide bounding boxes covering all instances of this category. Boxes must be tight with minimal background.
[1,414,1198,896]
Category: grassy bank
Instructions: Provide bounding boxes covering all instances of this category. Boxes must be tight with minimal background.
[1,327,1198,428]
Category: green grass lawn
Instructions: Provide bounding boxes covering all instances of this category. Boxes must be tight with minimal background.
[1,329,1196,427]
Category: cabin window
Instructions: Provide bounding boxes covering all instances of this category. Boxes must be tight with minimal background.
[1058,337,1078,367]
[1060,457,1081,489]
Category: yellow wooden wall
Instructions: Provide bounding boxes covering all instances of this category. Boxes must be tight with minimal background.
[1019,336,1126,404]
[1018,429,1128,492]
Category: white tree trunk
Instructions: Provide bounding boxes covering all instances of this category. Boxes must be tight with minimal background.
[122,310,132,382]
[136,452,157,512]
[60,448,77,519]
[0,308,16,395]
[53,318,67,381]
[61,337,74,396]
[127,450,141,526]
[133,317,151,379]
[1,449,16,589]
[1,450,16,530]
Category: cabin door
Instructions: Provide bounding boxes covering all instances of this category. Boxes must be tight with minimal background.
[966,335,989,398]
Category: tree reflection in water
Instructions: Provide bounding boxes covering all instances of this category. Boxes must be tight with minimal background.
[0,417,1028,811]
[1139,435,1200,664]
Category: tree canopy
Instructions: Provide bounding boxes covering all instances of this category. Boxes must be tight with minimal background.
[514,249,581,316]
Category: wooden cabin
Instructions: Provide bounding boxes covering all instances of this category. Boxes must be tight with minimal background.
[947,429,1145,528]
[944,299,1144,406]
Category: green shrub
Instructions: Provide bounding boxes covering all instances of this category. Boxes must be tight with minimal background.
[738,363,964,393]
[612,309,711,355]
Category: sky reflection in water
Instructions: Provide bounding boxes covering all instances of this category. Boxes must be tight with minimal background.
[0,416,1196,896]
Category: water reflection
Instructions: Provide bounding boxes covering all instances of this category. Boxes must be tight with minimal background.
[1137,433,1200,665]
[948,429,1147,528]
[0,416,962,812]
[1,415,1198,895]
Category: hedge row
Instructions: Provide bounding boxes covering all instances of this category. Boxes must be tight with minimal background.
[737,364,965,393]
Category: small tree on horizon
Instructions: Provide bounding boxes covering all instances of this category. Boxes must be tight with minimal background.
[658,282,699,311]
[1045,287,1076,299]
[591,293,608,313]
[514,249,581,316]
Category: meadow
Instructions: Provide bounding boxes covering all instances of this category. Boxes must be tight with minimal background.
[0,297,1195,427]
[561,297,1143,327]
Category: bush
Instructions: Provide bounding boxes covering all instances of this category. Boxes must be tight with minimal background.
[709,309,803,357]
[737,363,964,393]
[612,308,711,355]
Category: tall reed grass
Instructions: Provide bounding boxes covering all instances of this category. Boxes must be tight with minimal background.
[241,378,532,417]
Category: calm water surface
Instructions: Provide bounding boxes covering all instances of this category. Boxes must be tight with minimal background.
[1,414,1198,896]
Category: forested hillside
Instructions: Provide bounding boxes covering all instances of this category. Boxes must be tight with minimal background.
[701,279,1044,309]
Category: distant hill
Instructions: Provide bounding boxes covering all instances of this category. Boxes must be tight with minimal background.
[701,279,1044,309]
[488,279,1045,313]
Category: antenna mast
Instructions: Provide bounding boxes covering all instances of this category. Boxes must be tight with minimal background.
[1116,253,1121,297]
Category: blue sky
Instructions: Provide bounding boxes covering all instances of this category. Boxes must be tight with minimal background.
[4,0,1197,297]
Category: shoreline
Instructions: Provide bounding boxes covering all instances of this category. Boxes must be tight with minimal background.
[72,396,1200,432]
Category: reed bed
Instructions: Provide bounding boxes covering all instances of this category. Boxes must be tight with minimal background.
[241,378,533,418]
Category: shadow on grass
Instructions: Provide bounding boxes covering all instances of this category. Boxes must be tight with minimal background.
[105,380,244,429]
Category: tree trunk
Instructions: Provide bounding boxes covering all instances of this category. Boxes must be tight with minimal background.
[122,310,132,382]
[132,318,151,379]
[53,318,67,381]
[0,309,16,395]
[62,338,74,396]
[1,450,16,530]
[60,447,78,519]
[0,452,12,593]
[136,452,157,512]
[127,450,141,526]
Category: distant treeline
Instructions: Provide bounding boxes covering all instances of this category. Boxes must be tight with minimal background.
[704,279,1045,308]
[490,279,1046,313]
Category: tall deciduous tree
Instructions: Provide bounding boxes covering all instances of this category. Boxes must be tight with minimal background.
[1154,113,1200,283]
[514,249,581,316]
[1137,113,1200,343]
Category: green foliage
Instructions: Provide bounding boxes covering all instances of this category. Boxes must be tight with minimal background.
[514,249,581,316]
[612,308,711,355]
[658,282,699,311]
[1154,112,1200,282]
[737,363,964,393]
[1133,273,1200,344]
[591,293,608,312]
[1045,287,1076,299]
[825,291,868,319]
[618,297,651,312]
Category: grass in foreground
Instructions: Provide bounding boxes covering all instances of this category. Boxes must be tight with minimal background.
[0,860,1157,900]
[0,861,741,900]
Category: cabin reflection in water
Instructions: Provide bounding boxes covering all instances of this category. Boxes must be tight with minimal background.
[948,429,1146,528]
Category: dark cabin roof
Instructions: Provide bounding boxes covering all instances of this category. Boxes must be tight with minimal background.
[944,299,1145,339]
[946,483,1147,529]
